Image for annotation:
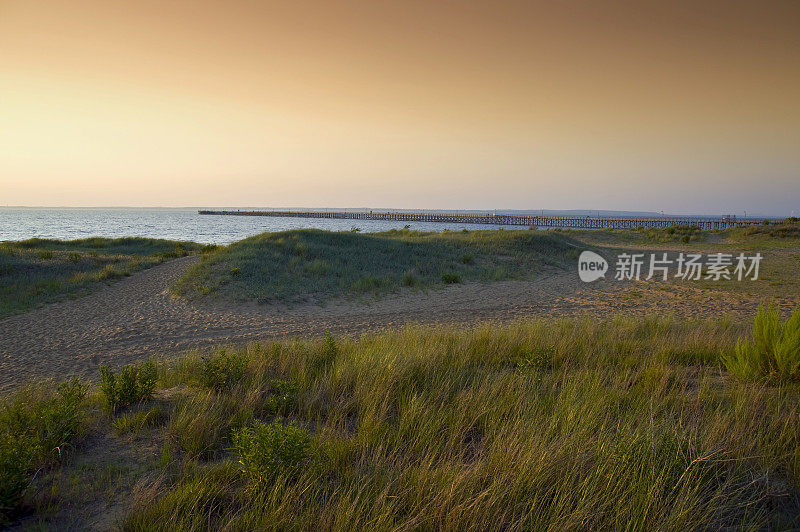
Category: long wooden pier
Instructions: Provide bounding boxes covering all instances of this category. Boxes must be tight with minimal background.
[198,210,764,230]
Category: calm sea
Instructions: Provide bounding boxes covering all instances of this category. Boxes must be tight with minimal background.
[0,208,524,245]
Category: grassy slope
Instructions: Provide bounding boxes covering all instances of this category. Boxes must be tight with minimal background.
[560,220,800,249]
[5,316,800,529]
[173,228,578,304]
[559,222,800,301]
[0,237,211,318]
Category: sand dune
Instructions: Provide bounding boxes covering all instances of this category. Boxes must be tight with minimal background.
[0,256,790,393]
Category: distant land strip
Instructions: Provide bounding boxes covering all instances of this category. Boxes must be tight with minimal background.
[197,210,765,230]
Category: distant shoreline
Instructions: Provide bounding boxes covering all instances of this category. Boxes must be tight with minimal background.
[0,205,790,219]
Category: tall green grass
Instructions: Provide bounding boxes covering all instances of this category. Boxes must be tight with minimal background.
[0,237,211,317]
[173,228,577,304]
[99,359,158,413]
[119,317,797,530]
[0,380,88,524]
[723,306,800,381]
[7,316,800,529]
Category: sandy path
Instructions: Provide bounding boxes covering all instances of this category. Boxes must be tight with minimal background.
[0,256,791,393]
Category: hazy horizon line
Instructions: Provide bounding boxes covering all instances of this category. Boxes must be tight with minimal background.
[1,205,793,219]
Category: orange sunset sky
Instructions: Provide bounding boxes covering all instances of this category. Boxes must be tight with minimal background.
[1,0,798,214]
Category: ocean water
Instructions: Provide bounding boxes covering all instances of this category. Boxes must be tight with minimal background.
[0,208,525,245]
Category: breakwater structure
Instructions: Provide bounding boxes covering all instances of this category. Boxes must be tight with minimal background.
[198,210,766,230]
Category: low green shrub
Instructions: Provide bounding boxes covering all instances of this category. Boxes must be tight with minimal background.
[200,351,248,391]
[232,419,310,488]
[265,379,299,415]
[722,306,800,381]
[441,272,462,284]
[99,359,158,412]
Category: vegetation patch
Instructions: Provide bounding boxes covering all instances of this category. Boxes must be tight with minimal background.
[723,306,800,381]
[199,350,248,391]
[112,405,167,436]
[99,359,158,413]
[172,228,575,304]
[4,315,800,529]
[0,237,210,317]
[562,220,800,249]
[0,379,88,525]
[742,221,800,239]
[232,419,311,488]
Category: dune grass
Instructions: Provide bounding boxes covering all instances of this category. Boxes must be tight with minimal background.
[558,220,800,303]
[561,219,800,249]
[0,237,211,318]
[722,306,800,381]
[1,380,89,525]
[6,315,800,529]
[172,228,578,304]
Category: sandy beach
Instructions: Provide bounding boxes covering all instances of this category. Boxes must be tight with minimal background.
[2,252,795,393]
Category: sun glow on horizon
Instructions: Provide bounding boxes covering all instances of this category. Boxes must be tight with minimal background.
[1,0,798,215]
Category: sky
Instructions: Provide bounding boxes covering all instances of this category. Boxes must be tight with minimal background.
[1,0,798,215]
